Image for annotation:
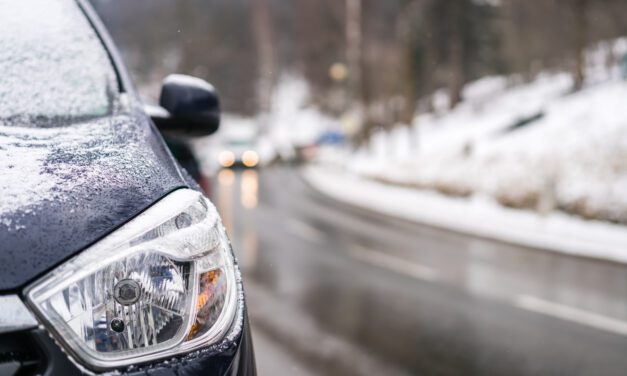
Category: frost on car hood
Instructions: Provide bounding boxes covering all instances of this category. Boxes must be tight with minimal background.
[0,113,187,291]
[0,115,160,225]
[0,0,118,123]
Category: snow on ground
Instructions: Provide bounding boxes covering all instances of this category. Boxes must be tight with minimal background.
[303,165,627,264]
[320,38,627,225]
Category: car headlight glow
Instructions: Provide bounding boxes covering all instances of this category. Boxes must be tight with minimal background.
[26,189,239,370]
[242,150,259,168]
[218,150,236,168]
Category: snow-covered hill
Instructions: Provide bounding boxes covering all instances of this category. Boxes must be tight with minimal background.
[320,38,627,224]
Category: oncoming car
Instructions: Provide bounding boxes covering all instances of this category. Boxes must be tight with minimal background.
[216,117,260,169]
[0,0,255,375]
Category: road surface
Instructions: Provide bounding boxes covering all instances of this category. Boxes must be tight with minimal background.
[210,166,627,376]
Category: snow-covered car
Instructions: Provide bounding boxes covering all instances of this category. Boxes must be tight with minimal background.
[0,1,255,375]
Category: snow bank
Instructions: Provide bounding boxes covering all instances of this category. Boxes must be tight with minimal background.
[322,38,627,225]
[304,166,627,264]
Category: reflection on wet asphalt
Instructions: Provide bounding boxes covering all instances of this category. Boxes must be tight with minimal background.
[211,167,627,376]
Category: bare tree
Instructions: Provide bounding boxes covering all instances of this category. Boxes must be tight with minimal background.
[447,0,465,108]
[573,0,589,90]
[93,0,627,122]
[396,0,421,125]
[253,0,275,118]
[346,0,364,116]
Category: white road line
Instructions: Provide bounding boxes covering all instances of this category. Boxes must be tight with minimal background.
[514,295,627,337]
[287,219,327,244]
[348,244,438,282]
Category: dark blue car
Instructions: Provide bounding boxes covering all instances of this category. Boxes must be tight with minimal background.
[0,0,255,375]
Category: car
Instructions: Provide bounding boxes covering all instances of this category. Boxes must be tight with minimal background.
[0,0,255,375]
[216,117,260,169]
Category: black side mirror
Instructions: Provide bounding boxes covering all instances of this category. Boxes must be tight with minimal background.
[146,74,221,137]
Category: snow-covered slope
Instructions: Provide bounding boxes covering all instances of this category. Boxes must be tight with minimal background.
[320,39,627,224]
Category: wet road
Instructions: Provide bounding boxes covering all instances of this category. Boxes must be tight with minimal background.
[211,167,627,376]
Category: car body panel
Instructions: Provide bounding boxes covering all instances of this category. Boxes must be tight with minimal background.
[18,305,255,376]
[0,108,188,291]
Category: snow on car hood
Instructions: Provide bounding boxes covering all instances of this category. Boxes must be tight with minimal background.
[0,112,187,291]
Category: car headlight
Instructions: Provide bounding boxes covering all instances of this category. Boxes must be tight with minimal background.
[26,189,239,370]
[218,150,236,168]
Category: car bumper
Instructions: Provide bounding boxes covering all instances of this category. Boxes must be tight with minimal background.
[0,309,256,376]
[124,311,257,376]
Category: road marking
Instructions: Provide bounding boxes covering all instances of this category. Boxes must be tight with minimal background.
[287,219,327,244]
[348,244,438,282]
[514,295,627,336]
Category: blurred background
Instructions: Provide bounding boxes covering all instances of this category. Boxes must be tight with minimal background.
[92,1,627,374]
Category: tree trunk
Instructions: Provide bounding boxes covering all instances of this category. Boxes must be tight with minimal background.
[573,0,588,91]
[253,0,275,116]
[346,0,363,108]
[347,0,375,145]
[398,4,418,126]
[448,0,464,109]
[399,58,418,125]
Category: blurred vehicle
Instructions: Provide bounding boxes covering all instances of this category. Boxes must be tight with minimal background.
[217,117,260,169]
[0,1,255,375]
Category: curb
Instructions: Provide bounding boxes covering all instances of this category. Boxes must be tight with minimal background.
[302,165,627,265]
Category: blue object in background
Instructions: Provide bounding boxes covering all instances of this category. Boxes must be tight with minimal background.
[318,131,346,146]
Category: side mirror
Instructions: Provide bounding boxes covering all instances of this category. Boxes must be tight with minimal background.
[146,74,221,137]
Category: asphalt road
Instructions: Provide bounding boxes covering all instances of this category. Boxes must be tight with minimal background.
[210,166,627,376]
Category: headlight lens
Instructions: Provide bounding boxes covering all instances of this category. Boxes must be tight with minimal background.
[26,189,238,370]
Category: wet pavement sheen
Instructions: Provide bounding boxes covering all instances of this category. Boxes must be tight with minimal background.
[211,167,627,376]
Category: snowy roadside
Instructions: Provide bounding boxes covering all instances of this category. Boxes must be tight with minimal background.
[320,39,627,226]
[303,165,627,264]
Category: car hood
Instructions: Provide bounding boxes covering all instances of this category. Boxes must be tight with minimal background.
[0,112,187,291]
